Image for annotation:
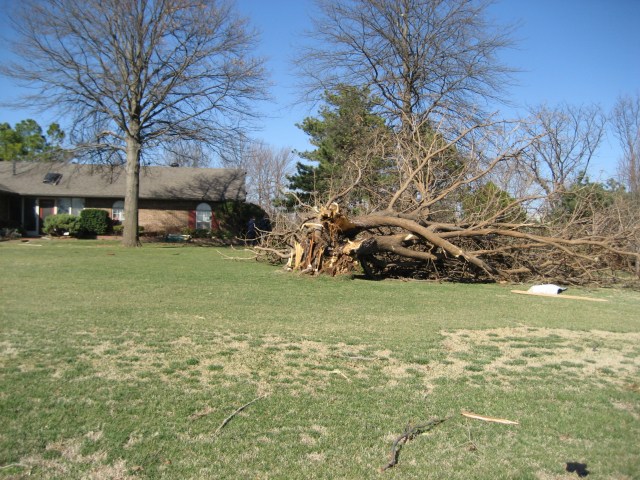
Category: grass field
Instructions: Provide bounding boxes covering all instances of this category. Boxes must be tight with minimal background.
[1,239,639,479]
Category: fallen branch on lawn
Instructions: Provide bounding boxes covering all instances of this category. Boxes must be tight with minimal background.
[214,395,266,436]
[215,249,257,261]
[0,464,29,470]
[511,290,608,302]
[380,417,450,472]
[461,411,519,425]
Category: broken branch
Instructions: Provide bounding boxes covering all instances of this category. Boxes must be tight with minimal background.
[214,395,266,436]
[380,417,450,472]
[510,290,607,302]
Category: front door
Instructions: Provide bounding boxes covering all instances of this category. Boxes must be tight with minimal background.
[39,199,55,234]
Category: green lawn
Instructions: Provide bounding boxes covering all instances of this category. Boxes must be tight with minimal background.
[1,239,639,479]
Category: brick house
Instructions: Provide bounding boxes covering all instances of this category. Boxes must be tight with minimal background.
[0,161,246,236]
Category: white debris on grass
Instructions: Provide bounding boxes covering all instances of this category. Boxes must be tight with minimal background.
[527,284,568,295]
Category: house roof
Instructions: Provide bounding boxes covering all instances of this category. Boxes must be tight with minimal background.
[0,161,246,202]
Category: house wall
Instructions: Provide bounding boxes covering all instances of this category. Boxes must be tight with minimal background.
[139,208,188,233]
[139,199,197,233]
[3,194,223,235]
[85,198,209,234]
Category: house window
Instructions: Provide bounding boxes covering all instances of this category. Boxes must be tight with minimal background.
[195,203,212,230]
[71,198,84,215]
[57,197,85,215]
[112,201,125,222]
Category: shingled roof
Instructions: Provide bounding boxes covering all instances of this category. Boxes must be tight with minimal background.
[0,162,246,202]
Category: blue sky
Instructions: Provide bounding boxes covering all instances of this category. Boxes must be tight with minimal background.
[1,0,639,179]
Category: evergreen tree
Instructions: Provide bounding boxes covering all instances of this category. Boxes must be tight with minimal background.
[0,119,66,161]
[288,85,389,206]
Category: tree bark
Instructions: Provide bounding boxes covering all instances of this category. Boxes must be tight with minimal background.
[122,131,141,247]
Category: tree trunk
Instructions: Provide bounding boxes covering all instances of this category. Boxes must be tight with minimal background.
[122,132,141,247]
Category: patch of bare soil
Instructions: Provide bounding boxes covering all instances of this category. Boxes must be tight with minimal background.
[83,333,414,395]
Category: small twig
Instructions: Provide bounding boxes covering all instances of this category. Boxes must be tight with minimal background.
[0,464,29,470]
[380,417,450,472]
[330,369,350,381]
[214,395,265,436]
[215,249,257,261]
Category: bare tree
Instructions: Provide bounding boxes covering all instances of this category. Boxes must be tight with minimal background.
[243,142,295,216]
[2,0,267,246]
[611,93,640,277]
[519,103,606,207]
[298,0,516,130]
[612,93,640,195]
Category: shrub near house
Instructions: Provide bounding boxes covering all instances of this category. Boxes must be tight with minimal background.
[43,214,80,236]
[78,209,110,236]
[42,209,111,237]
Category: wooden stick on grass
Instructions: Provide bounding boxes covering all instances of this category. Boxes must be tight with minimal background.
[511,290,607,302]
[461,411,519,425]
[214,395,265,436]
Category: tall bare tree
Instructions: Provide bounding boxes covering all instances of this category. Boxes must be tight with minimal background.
[519,103,606,205]
[612,93,640,196]
[298,0,515,130]
[2,0,267,246]
[219,137,294,216]
[243,142,295,216]
[294,0,522,218]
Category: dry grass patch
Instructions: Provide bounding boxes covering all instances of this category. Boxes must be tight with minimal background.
[432,327,640,384]
[13,436,134,480]
[70,332,435,396]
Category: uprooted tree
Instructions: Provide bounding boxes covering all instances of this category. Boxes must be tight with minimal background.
[255,0,639,286]
[259,117,639,285]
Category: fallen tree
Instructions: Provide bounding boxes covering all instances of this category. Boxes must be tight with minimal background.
[257,198,639,286]
[255,115,638,286]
